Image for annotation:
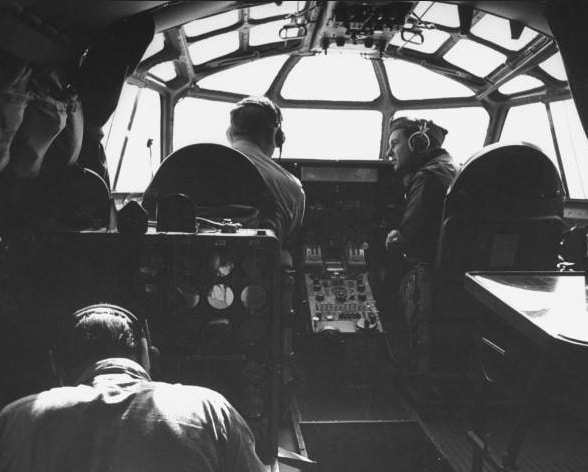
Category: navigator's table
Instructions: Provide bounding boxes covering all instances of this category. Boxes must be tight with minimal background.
[465,272,588,470]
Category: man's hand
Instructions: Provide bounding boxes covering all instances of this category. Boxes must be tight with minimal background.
[385,229,403,251]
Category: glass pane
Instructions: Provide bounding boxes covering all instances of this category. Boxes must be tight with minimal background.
[103,84,161,192]
[471,14,537,51]
[250,2,305,19]
[281,109,382,159]
[281,54,379,101]
[412,2,459,28]
[500,102,557,165]
[249,19,291,46]
[394,107,489,164]
[148,61,176,82]
[198,55,288,95]
[444,39,506,77]
[173,97,233,150]
[385,59,473,99]
[390,28,450,54]
[498,75,543,95]
[539,52,567,81]
[189,31,240,65]
[141,33,165,61]
[184,11,239,37]
[551,99,588,199]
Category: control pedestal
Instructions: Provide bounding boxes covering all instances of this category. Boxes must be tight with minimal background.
[305,262,382,334]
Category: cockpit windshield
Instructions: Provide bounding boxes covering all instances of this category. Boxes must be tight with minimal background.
[101,1,588,200]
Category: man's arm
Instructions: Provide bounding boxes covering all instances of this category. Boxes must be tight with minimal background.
[221,401,267,472]
[387,171,446,257]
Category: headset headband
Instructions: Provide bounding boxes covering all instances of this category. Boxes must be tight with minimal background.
[232,96,282,127]
[70,303,147,341]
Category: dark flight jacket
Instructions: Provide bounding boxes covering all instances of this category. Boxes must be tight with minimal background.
[399,149,458,264]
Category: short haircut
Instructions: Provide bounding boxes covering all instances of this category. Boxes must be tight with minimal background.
[54,304,144,371]
[389,117,448,150]
[229,96,281,143]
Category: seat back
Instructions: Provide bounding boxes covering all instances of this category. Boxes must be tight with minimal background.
[436,142,565,274]
[431,143,565,372]
[142,143,273,222]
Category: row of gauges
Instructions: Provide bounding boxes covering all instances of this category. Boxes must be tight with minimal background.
[191,251,268,279]
[176,282,268,312]
[138,251,268,280]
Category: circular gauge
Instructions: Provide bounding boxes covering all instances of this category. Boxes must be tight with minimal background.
[176,281,200,309]
[241,253,267,279]
[207,251,234,277]
[207,284,234,310]
[241,285,267,312]
[239,393,265,420]
[239,317,267,344]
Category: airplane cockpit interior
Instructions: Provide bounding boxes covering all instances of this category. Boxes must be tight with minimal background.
[3,1,588,471]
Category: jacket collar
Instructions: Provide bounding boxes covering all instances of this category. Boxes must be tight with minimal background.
[76,357,151,385]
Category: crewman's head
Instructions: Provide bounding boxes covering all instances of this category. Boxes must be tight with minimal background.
[386,117,447,175]
[52,304,156,385]
[226,96,285,158]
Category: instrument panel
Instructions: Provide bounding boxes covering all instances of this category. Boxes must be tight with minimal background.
[7,228,281,463]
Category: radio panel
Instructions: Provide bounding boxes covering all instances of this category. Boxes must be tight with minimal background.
[8,229,280,462]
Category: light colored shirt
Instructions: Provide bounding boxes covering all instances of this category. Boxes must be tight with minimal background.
[0,358,266,472]
[232,139,305,241]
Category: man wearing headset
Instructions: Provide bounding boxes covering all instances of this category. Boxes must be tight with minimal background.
[0,304,266,472]
[384,117,457,372]
[226,96,305,243]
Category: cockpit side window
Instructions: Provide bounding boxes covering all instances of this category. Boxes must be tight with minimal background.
[551,99,588,199]
[102,83,161,192]
[499,103,557,167]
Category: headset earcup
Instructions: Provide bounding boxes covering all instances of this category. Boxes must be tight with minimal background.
[275,128,285,148]
[408,131,430,154]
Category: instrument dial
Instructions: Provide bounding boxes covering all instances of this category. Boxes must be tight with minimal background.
[176,280,200,309]
[241,285,267,312]
[207,284,234,310]
[208,251,234,277]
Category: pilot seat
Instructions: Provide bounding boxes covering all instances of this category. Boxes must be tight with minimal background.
[142,143,274,229]
[432,142,565,372]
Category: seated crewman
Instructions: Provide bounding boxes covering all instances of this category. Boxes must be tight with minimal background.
[0,304,266,472]
[226,96,305,243]
[385,117,458,372]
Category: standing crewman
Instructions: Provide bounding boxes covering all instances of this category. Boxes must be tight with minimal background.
[385,117,458,372]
